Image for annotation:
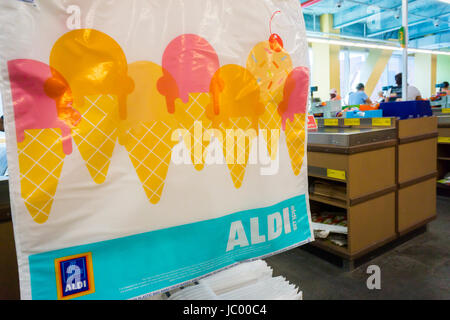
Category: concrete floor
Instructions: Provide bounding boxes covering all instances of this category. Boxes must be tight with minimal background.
[265,195,450,300]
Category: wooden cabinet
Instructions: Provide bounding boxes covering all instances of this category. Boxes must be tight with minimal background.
[308,123,398,261]
[396,117,438,234]
[307,116,438,265]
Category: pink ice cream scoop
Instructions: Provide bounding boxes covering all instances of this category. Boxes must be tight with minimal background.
[158,34,220,113]
[8,59,81,155]
[278,66,310,130]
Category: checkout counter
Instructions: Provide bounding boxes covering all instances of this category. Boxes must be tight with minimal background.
[307,118,398,268]
[308,86,342,119]
[307,102,438,268]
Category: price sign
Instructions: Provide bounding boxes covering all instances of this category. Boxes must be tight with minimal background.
[344,118,360,126]
[327,169,346,181]
[372,118,391,127]
[324,119,339,126]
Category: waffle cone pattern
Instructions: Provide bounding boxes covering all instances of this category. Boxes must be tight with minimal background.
[17,129,65,224]
[123,121,176,205]
[285,114,306,176]
[173,93,212,171]
[259,90,283,160]
[219,116,255,189]
[73,95,120,184]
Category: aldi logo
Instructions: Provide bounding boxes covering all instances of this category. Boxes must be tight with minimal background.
[55,253,95,300]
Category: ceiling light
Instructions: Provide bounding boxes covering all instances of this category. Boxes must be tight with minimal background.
[307,37,450,56]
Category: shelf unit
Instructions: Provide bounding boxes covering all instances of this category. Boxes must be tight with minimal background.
[307,116,438,265]
[307,118,397,262]
[396,117,438,235]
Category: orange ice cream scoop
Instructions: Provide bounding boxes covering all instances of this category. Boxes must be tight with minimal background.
[125,61,172,124]
[44,72,81,129]
[207,64,265,130]
[49,29,134,119]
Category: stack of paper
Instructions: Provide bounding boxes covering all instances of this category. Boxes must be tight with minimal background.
[148,260,302,300]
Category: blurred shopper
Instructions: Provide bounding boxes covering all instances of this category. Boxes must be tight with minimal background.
[330,88,341,101]
[377,91,385,103]
[391,73,422,101]
[348,83,372,105]
[441,81,449,95]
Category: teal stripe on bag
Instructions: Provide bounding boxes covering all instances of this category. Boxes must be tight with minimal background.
[29,194,311,300]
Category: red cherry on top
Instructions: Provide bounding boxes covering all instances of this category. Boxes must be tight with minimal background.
[269,33,283,52]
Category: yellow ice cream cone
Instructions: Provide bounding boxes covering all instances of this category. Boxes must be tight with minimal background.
[285,114,306,176]
[207,64,264,189]
[247,41,293,160]
[122,121,176,204]
[219,116,257,189]
[17,129,66,224]
[173,93,212,171]
[259,91,283,160]
[73,94,120,184]
[119,61,179,205]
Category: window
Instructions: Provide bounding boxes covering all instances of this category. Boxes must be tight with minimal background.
[370,53,415,101]
[340,48,369,105]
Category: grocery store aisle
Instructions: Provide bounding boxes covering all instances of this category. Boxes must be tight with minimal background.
[265,196,450,300]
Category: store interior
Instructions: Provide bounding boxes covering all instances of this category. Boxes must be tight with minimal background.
[264,0,450,300]
[0,0,449,300]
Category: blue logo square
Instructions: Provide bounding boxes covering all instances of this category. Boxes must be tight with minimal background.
[58,256,91,298]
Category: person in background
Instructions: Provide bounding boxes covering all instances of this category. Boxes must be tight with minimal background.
[377,91,385,103]
[329,88,341,101]
[348,83,372,105]
[441,81,449,95]
[391,73,422,101]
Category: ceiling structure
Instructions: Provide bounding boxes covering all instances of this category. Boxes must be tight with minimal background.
[300,0,450,51]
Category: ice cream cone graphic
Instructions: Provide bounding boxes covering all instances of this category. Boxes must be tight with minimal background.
[207,64,265,188]
[246,14,293,160]
[247,41,292,160]
[17,129,66,224]
[123,121,175,204]
[172,93,212,171]
[284,114,306,175]
[72,94,120,184]
[219,116,256,188]
[158,34,220,171]
[278,66,310,176]
[120,61,177,205]
[49,29,134,184]
[8,59,80,224]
